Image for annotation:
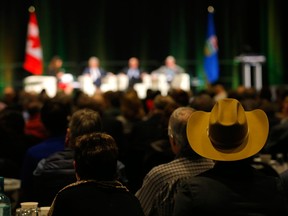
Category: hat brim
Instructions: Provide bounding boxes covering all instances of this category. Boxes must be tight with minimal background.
[187,110,269,161]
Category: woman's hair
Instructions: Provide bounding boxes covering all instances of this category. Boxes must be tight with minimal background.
[74,132,118,181]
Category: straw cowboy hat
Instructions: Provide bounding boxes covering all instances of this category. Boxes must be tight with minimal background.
[186,98,269,161]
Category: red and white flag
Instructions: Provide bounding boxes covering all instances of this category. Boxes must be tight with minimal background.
[23,7,43,75]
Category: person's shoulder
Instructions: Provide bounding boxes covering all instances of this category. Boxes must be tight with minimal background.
[99,67,106,73]
[148,161,172,173]
[51,148,74,159]
[176,173,215,194]
[145,159,183,178]
[41,149,74,169]
[82,67,90,74]
[139,67,146,72]
[26,137,65,158]
[151,66,165,73]
[53,181,92,200]
[26,140,46,155]
[56,180,138,203]
[176,65,185,72]
[157,65,167,71]
[34,136,63,151]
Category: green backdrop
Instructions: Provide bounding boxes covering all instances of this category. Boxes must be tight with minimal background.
[0,0,286,94]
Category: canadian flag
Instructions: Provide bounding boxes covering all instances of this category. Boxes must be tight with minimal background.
[23,7,43,75]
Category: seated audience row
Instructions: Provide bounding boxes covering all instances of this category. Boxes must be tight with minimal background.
[2,83,288,215]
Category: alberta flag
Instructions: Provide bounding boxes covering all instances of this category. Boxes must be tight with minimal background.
[204,9,219,84]
[23,6,43,75]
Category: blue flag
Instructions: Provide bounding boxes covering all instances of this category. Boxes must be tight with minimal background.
[204,11,219,84]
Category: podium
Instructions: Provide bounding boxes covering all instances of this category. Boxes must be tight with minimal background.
[235,55,266,90]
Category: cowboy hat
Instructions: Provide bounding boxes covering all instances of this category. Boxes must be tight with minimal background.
[186,98,269,161]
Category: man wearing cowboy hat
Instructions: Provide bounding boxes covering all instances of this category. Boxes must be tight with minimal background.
[173,98,288,216]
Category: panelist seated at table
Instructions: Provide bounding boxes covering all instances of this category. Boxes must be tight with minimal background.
[82,56,107,88]
[119,57,147,89]
[45,55,74,94]
[151,55,185,84]
[46,56,65,80]
[46,56,65,88]
[47,132,144,216]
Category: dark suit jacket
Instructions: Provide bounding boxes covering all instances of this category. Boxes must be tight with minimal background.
[173,161,288,216]
[280,169,288,199]
[49,180,144,216]
[82,67,106,87]
[121,67,144,88]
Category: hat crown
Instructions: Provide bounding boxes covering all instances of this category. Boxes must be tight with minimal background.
[208,99,248,150]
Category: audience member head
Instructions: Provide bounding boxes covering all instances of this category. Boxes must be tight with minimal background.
[73,92,104,116]
[168,107,199,158]
[102,90,121,110]
[242,87,258,100]
[280,95,288,115]
[186,98,269,162]
[227,88,244,101]
[0,108,25,136]
[67,108,103,148]
[259,86,273,102]
[40,97,71,136]
[258,99,278,120]
[189,93,215,112]
[212,83,228,101]
[236,85,246,96]
[168,88,190,106]
[120,89,145,120]
[274,86,288,108]
[37,89,50,103]
[26,100,43,117]
[20,91,41,111]
[240,98,259,111]
[1,86,18,109]
[153,94,175,112]
[74,132,118,181]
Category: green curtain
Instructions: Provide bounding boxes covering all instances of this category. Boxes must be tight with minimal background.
[0,0,286,95]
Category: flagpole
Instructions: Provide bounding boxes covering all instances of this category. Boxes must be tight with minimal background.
[205,5,215,90]
[208,5,214,90]
[23,5,43,75]
[203,5,219,87]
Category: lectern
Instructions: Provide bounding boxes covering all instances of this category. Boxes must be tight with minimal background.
[234,55,266,91]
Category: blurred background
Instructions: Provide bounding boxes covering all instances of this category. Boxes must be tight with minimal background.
[0,0,287,94]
